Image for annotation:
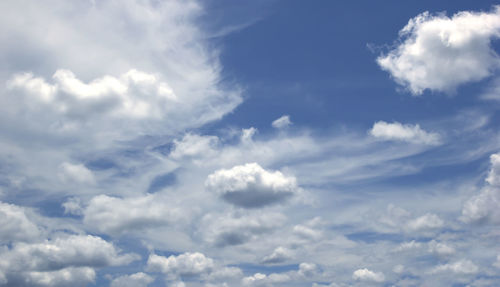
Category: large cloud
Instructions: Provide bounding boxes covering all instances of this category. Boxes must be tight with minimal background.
[0,234,138,286]
[378,6,500,94]
[205,163,300,208]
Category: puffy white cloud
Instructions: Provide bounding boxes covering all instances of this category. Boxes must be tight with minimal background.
[241,272,291,286]
[110,272,154,287]
[352,268,385,283]
[0,201,40,243]
[169,133,219,160]
[377,7,500,94]
[428,240,455,257]
[205,163,300,208]
[261,247,293,264]
[431,259,478,274]
[0,234,137,286]
[370,121,441,145]
[405,213,444,231]
[58,162,95,184]
[23,267,96,287]
[146,252,214,277]
[83,194,183,235]
[461,152,500,223]
[272,115,292,129]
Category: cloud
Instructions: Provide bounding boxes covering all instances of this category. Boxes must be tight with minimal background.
[0,201,41,244]
[405,213,444,231]
[428,240,455,257]
[377,7,500,94]
[110,272,154,287]
[352,268,385,283]
[201,212,286,247]
[83,194,183,235]
[146,252,214,277]
[241,272,291,286]
[272,115,292,129]
[461,152,500,223]
[169,133,220,160]
[261,247,293,264]
[370,121,441,145]
[58,162,95,184]
[0,234,138,286]
[393,240,423,252]
[431,259,479,274]
[205,163,300,208]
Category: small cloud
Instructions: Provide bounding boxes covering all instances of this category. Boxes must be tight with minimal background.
[205,163,300,208]
[352,268,385,283]
[370,121,441,145]
[272,115,292,129]
[405,213,444,231]
[431,259,478,275]
[261,247,293,264]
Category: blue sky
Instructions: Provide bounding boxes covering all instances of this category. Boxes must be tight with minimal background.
[1,0,500,286]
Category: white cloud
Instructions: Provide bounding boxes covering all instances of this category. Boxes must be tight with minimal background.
[377,7,500,94]
[370,121,441,145]
[83,194,183,235]
[241,272,291,286]
[169,133,219,160]
[0,234,138,286]
[405,213,444,231]
[272,115,292,129]
[352,268,385,283]
[394,240,423,252]
[110,272,154,287]
[428,240,456,257]
[23,267,96,287]
[461,152,500,223]
[58,162,95,184]
[0,201,40,243]
[261,246,293,264]
[205,163,300,208]
[431,259,478,274]
[146,252,214,277]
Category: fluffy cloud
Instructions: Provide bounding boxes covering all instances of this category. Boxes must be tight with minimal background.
[0,234,137,286]
[428,240,455,257]
[272,115,292,129]
[58,162,95,185]
[110,272,154,287]
[146,252,214,277]
[83,194,183,235]
[352,268,385,283]
[378,7,500,94]
[261,247,293,264]
[370,121,441,145]
[461,152,500,223]
[0,202,40,243]
[431,259,479,274]
[241,272,291,286]
[205,163,300,208]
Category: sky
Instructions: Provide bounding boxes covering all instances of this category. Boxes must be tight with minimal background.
[1,0,500,286]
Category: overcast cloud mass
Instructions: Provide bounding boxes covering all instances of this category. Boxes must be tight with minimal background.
[1,0,500,286]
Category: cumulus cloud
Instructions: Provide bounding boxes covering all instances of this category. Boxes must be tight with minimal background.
[377,7,500,94]
[205,163,300,208]
[461,152,500,223]
[83,194,182,235]
[352,268,385,283]
[110,272,154,287]
[146,252,214,277]
[169,133,219,160]
[272,115,292,129]
[0,202,40,243]
[428,240,456,257]
[431,259,479,274]
[370,121,441,145]
[261,247,293,264]
[58,162,95,184]
[201,212,286,247]
[0,234,138,286]
[241,272,291,286]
